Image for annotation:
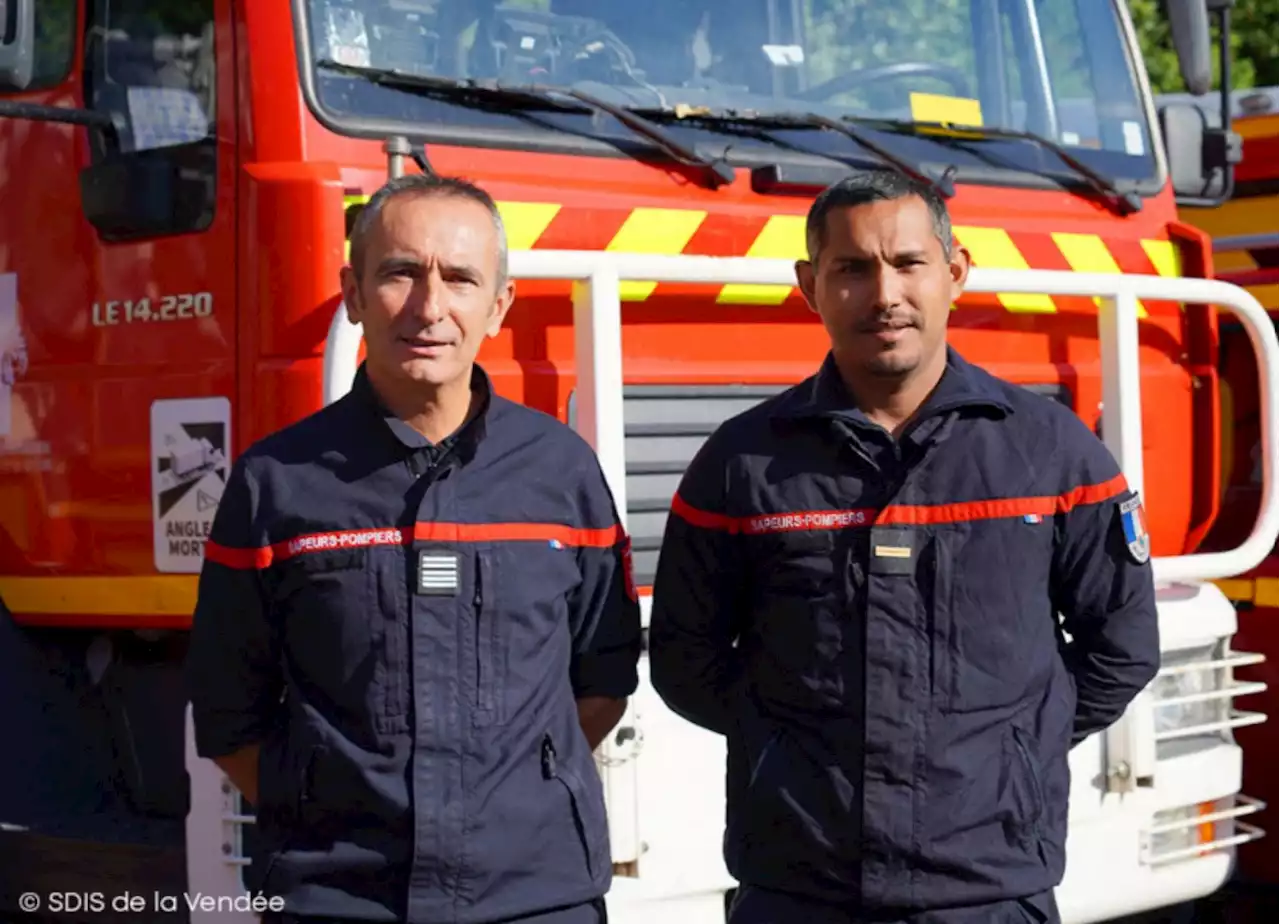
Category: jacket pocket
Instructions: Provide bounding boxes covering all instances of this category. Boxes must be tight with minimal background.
[1015,891,1056,924]
[475,544,581,727]
[253,739,325,896]
[750,532,844,710]
[724,714,851,883]
[728,720,784,848]
[473,551,502,726]
[271,548,390,730]
[254,731,321,852]
[747,729,782,789]
[295,743,324,828]
[541,732,608,880]
[1007,725,1046,843]
[946,518,1053,713]
[254,731,289,831]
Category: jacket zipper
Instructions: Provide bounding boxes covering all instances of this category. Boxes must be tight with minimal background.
[475,554,490,716]
[541,732,557,779]
[1011,728,1045,827]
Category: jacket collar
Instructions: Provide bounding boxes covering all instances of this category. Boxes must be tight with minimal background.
[350,361,492,457]
[770,345,1013,425]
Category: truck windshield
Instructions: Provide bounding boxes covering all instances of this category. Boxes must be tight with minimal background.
[298,0,1159,190]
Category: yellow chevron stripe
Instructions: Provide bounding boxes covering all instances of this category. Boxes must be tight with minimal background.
[953,226,1056,313]
[335,198,1196,320]
[717,215,806,305]
[343,194,368,261]
[1140,239,1181,278]
[606,208,707,301]
[1051,232,1149,319]
[1144,238,1268,324]
[496,201,561,250]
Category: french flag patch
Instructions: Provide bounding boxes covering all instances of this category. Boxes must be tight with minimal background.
[1023,513,1042,524]
[1119,494,1150,564]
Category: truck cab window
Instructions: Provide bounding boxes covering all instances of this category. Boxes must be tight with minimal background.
[300,0,1159,189]
[81,0,217,238]
[0,0,77,91]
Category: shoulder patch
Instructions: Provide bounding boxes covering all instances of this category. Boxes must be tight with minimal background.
[1118,494,1150,564]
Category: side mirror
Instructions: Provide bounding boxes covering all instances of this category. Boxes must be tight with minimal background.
[1159,103,1210,197]
[0,0,35,91]
[1166,0,1213,96]
[79,142,216,242]
[1157,101,1240,206]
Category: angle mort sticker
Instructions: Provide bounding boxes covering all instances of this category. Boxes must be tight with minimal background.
[150,397,231,573]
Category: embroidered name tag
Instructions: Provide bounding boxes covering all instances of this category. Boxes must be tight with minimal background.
[417,550,460,596]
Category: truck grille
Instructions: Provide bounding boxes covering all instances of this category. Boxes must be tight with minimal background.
[570,384,785,589]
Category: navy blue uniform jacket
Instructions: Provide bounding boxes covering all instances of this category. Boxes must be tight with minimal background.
[186,364,642,924]
[648,347,1160,912]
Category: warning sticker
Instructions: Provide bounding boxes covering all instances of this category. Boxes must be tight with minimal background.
[150,397,231,573]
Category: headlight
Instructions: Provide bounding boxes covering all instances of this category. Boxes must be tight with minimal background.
[1151,642,1221,736]
[1149,640,1266,754]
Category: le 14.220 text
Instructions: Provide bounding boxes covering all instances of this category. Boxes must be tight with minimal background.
[92,293,213,326]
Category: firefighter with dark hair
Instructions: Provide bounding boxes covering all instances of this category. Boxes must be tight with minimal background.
[649,170,1160,924]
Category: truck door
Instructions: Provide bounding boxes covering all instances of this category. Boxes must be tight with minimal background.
[0,0,237,615]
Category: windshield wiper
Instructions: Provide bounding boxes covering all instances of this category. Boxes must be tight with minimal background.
[628,107,956,200]
[887,120,1142,216]
[314,60,735,189]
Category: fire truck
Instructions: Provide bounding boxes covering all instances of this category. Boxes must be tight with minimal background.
[1156,81,1280,898]
[0,2,1276,923]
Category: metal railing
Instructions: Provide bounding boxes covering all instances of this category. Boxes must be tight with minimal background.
[1151,648,1268,744]
[324,252,1280,588]
[1141,794,1268,867]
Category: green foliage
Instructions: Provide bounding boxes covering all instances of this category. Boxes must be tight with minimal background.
[32,0,76,87]
[1127,0,1279,94]
[1232,0,1280,90]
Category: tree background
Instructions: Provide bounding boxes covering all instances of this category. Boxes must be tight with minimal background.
[1128,0,1278,94]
